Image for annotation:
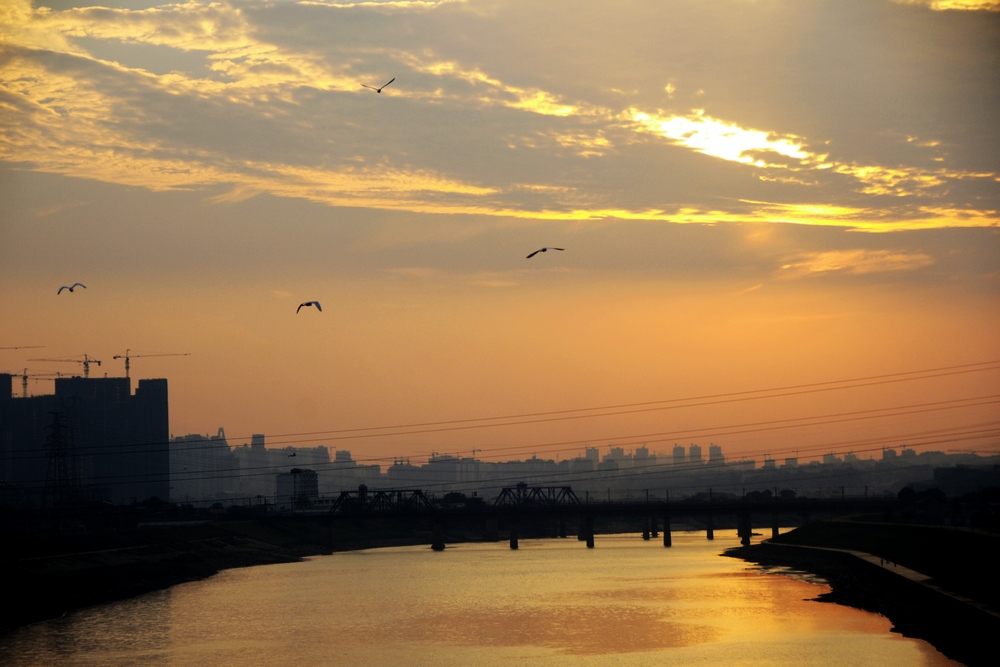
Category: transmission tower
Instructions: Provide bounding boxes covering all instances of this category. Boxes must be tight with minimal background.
[45,411,78,506]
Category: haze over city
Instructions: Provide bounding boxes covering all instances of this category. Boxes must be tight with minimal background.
[2,0,998,468]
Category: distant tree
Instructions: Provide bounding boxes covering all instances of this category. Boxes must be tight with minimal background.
[779,489,796,499]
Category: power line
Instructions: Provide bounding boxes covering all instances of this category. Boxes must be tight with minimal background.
[192,361,1000,443]
[3,393,996,463]
[6,421,997,491]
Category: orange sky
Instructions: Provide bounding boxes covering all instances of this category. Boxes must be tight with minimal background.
[1,0,998,465]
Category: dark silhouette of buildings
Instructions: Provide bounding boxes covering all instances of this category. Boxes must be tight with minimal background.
[0,374,169,505]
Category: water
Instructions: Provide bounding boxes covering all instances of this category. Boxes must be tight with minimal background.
[0,530,960,666]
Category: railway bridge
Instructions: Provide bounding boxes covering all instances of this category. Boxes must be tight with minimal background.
[324,483,891,551]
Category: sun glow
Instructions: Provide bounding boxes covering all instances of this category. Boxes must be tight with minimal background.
[628,109,810,166]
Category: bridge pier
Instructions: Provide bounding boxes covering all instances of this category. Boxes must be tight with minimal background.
[706,513,714,540]
[431,522,446,551]
[509,525,519,550]
[663,511,672,547]
[651,515,658,538]
[739,511,751,547]
[559,516,567,538]
[585,515,595,548]
[772,513,780,540]
[486,519,499,542]
[642,516,650,541]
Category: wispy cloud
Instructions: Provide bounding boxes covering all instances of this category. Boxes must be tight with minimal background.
[778,249,935,278]
[628,108,810,167]
[891,0,1000,11]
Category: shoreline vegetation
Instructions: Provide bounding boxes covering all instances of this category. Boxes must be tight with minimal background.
[726,521,999,667]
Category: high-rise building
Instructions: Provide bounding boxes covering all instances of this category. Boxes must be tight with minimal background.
[276,468,319,509]
[672,444,686,465]
[708,444,724,463]
[688,444,703,464]
[0,375,169,504]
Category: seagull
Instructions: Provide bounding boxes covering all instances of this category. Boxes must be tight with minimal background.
[57,283,86,294]
[288,452,296,457]
[297,301,322,313]
[362,77,395,93]
[526,247,564,259]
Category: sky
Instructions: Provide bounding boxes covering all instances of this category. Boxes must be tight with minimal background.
[1,0,998,467]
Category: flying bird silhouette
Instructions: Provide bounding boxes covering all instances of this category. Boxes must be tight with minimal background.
[362,77,395,93]
[297,301,322,313]
[526,247,564,259]
[57,283,86,294]
[288,452,296,457]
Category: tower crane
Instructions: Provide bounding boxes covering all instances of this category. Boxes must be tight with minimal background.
[27,354,102,378]
[112,350,191,378]
[3,368,63,398]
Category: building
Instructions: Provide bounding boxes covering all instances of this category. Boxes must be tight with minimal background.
[708,444,725,463]
[0,374,169,505]
[276,468,319,510]
[672,444,686,465]
[170,428,240,504]
[688,444,703,464]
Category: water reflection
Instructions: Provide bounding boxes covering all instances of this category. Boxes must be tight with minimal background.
[0,530,962,667]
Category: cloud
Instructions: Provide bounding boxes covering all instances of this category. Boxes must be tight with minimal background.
[735,283,763,296]
[628,108,810,167]
[0,0,997,233]
[778,249,936,278]
[891,0,1000,11]
[626,107,995,197]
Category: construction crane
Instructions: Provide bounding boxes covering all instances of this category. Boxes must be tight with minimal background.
[112,350,191,378]
[3,368,63,398]
[27,354,102,378]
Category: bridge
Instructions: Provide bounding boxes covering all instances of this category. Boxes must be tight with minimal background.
[323,483,893,551]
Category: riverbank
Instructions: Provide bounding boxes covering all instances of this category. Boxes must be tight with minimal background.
[727,521,1000,667]
[1,517,436,633]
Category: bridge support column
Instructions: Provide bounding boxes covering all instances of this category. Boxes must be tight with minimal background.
[509,525,519,550]
[663,511,672,547]
[559,517,567,538]
[431,522,446,551]
[772,513,780,540]
[651,515,658,538]
[642,516,650,541]
[586,515,595,549]
[706,513,714,540]
[739,512,751,547]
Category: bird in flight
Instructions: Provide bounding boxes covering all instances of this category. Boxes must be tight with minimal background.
[297,301,322,313]
[526,247,564,259]
[362,77,395,93]
[288,452,297,457]
[57,283,86,294]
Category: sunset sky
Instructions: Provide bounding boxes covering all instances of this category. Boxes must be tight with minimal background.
[2,0,998,466]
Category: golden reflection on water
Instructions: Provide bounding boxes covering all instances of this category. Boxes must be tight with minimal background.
[0,530,963,667]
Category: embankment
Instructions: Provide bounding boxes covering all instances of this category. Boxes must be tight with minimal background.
[727,521,999,667]
[1,516,431,633]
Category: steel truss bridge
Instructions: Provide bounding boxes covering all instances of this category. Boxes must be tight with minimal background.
[322,483,893,550]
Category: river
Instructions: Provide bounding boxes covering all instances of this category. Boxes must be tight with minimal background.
[0,529,960,666]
